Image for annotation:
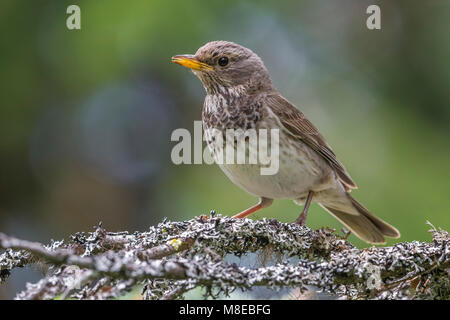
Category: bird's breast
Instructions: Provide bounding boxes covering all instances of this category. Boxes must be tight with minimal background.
[202,100,334,199]
[202,93,263,132]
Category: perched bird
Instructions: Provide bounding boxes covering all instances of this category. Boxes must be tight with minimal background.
[172,41,400,244]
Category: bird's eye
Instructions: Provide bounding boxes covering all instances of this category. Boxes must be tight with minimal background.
[218,56,229,67]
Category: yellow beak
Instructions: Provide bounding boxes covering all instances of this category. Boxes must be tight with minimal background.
[171,55,213,71]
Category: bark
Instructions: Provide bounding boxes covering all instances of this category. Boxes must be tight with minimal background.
[0,216,448,300]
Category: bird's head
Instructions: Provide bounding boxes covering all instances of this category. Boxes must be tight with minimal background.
[172,41,273,95]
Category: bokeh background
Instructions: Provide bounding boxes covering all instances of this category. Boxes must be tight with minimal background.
[1,0,450,299]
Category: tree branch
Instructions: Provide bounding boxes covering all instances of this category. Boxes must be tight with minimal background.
[0,215,448,300]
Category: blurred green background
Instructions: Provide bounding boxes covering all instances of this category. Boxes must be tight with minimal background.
[1,0,450,298]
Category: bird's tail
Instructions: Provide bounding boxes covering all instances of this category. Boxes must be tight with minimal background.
[319,194,400,244]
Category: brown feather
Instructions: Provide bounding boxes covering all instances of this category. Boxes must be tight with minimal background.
[319,193,400,244]
[266,93,357,190]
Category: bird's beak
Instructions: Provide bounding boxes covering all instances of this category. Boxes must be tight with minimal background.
[171,54,213,71]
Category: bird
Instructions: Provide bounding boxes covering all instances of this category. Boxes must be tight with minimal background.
[172,41,400,244]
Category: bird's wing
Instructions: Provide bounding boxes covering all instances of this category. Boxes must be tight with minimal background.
[265,93,357,190]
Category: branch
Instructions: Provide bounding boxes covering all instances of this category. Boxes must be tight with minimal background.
[0,215,448,300]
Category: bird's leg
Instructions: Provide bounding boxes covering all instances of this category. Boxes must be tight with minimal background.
[232,197,273,219]
[294,191,313,226]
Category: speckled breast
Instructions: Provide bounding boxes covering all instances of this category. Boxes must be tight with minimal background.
[201,94,333,200]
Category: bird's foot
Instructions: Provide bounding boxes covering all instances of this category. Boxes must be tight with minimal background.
[197,215,210,223]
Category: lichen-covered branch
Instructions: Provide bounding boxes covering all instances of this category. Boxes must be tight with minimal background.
[0,215,449,300]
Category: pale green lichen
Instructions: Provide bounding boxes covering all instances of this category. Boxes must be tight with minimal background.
[167,238,183,251]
